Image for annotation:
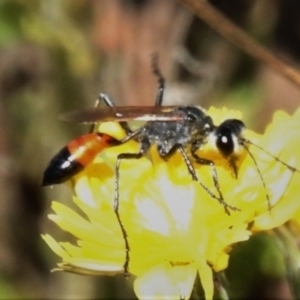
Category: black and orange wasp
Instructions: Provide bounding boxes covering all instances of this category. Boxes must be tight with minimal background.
[43,62,299,275]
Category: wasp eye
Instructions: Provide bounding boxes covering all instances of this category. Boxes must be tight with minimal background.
[216,128,234,156]
[215,119,245,157]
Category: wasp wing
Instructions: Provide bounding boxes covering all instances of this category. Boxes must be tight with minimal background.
[60,106,185,123]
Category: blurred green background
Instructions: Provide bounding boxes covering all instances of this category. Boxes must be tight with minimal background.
[0,0,300,298]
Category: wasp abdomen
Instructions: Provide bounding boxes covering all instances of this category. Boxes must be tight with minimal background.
[42,133,120,186]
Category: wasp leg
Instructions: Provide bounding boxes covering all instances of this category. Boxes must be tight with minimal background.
[114,139,150,276]
[191,151,239,215]
[98,93,132,135]
[88,97,103,133]
[151,54,165,106]
[158,143,232,212]
[159,143,198,181]
[99,92,116,107]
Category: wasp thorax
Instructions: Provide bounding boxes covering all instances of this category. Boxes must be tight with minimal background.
[215,119,245,157]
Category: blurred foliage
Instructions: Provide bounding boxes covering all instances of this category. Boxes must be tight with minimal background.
[226,233,287,299]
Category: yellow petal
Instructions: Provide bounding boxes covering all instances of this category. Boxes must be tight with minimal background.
[58,258,124,275]
[42,234,70,258]
[134,262,197,300]
[198,262,214,300]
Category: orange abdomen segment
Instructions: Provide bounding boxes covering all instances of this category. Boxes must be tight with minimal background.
[67,133,117,166]
[42,133,120,186]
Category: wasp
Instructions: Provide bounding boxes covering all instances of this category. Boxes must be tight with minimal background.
[42,64,299,275]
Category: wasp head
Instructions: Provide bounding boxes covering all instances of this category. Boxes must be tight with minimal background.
[214,119,245,178]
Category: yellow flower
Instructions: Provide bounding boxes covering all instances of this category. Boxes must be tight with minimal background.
[43,107,300,300]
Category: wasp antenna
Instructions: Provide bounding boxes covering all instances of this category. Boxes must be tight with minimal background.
[241,143,271,211]
[242,138,300,173]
